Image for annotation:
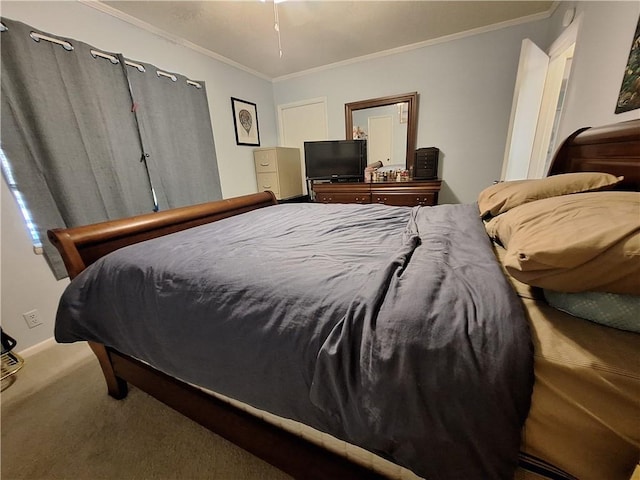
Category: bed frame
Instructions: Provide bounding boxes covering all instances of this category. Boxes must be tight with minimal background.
[48,119,640,480]
[548,118,640,189]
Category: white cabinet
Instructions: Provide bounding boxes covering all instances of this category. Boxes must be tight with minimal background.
[253,147,302,200]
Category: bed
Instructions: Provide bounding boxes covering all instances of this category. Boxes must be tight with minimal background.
[49,119,640,480]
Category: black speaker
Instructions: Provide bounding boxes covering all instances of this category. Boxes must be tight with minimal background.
[413,147,439,180]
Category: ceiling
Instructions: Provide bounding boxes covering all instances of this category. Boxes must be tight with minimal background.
[98,1,555,80]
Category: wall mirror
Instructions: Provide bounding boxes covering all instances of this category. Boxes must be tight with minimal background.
[345,92,418,169]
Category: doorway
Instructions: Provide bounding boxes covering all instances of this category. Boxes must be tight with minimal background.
[278,97,328,194]
[529,44,575,178]
[501,14,580,180]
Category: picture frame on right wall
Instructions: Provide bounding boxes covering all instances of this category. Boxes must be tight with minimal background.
[615,16,640,114]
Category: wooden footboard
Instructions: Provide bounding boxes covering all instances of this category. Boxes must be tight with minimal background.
[48,191,278,402]
[48,191,277,280]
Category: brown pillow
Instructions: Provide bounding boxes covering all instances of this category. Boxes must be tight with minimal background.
[485,191,640,295]
[478,172,623,218]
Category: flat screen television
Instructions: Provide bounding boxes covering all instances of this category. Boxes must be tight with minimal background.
[304,140,367,181]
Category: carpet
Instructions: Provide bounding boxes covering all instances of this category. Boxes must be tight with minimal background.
[1,356,292,480]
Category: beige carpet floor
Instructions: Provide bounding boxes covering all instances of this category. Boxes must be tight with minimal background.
[1,345,292,480]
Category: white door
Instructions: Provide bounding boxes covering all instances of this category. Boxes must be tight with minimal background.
[278,97,328,194]
[528,44,575,178]
[501,39,549,181]
[528,16,580,178]
[501,15,581,181]
[368,115,393,166]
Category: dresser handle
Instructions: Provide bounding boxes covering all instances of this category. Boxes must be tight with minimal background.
[260,162,270,166]
[263,185,272,189]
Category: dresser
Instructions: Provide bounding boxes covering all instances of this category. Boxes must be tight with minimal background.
[254,147,303,200]
[312,179,441,206]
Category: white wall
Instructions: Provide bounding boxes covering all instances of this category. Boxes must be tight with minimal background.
[0,1,277,350]
[273,20,552,205]
[553,1,640,143]
[1,180,70,350]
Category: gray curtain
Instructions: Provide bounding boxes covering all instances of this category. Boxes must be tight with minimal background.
[1,18,155,278]
[0,17,222,279]
[125,63,222,209]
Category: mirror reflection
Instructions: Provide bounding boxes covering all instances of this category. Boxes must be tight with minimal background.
[345,92,418,170]
[351,103,409,166]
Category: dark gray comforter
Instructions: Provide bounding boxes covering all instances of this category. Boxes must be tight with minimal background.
[55,202,533,479]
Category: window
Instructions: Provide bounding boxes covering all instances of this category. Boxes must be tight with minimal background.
[1,17,222,278]
[1,146,41,248]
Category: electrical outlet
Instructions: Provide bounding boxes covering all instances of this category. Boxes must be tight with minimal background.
[23,309,43,328]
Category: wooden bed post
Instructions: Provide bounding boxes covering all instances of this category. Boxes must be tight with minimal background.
[88,341,128,399]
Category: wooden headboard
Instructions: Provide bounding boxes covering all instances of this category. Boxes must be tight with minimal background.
[548,118,640,190]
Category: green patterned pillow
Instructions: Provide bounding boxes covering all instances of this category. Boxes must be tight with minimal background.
[543,290,640,333]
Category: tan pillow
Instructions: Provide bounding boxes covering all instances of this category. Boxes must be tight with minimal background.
[485,191,640,294]
[478,172,623,218]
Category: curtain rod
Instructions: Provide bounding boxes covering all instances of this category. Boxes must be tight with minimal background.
[30,32,73,51]
[156,70,177,82]
[90,49,201,88]
[126,61,146,73]
[25,30,202,88]
[90,49,146,73]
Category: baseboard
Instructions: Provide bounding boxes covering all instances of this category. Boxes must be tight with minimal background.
[3,339,93,402]
[17,336,57,358]
[16,338,92,373]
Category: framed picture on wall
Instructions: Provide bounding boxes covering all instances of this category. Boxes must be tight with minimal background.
[615,17,640,114]
[231,97,260,146]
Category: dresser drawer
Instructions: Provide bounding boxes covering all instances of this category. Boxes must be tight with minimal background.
[256,172,280,198]
[371,192,437,206]
[315,192,369,204]
[370,180,440,206]
[313,183,370,204]
[254,150,277,173]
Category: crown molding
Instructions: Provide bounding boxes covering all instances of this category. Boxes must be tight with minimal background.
[78,0,272,81]
[273,8,554,82]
